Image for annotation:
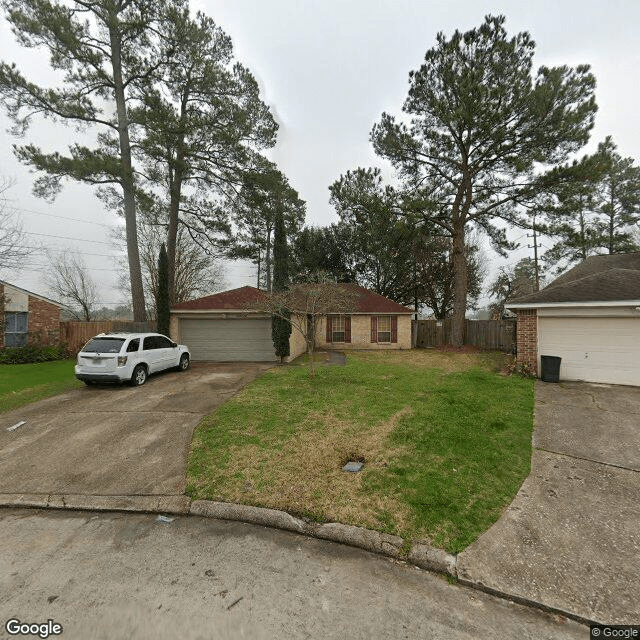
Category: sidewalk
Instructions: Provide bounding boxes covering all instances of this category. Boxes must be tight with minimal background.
[457,381,640,624]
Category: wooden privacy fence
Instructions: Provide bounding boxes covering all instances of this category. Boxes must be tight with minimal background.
[412,319,516,351]
[60,321,154,354]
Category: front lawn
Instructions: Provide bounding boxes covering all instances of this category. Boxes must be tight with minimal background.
[187,350,534,553]
[0,360,82,413]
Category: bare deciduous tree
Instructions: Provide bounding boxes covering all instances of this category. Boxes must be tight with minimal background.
[116,220,226,317]
[44,251,98,321]
[252,281,357,376]
[0,178,30,272]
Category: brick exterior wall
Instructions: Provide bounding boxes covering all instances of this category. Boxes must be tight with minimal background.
[316,314,412,350]
[27,296,61,346]
[516,309,537,375]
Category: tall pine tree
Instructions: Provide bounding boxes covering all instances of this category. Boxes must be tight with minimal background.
[0,0,164,321]
[342,15,597,345]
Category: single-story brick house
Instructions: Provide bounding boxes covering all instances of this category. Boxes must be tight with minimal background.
[170,284,413,362]
[0,280,62,348]
[507,253,640,386]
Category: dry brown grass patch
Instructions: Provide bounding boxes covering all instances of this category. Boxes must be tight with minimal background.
[352,349,496,373]
[216,406,414,531]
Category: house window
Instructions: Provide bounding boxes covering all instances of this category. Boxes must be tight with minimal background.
[377,315,391,343]
[332,315,345,342]
[4,312,28,347]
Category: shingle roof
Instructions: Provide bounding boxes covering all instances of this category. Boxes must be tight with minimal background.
[171,283,414,313]
[509,269,640,305]
[546,252,640,288]
[171,286,267,310]
[508,253,640,306]
[328,283,414,313]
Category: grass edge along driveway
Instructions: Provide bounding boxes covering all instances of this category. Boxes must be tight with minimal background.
[0,360,81,414]
[187,350,534,554]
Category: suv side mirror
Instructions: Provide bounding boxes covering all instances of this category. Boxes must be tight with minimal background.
[172,342,178,348]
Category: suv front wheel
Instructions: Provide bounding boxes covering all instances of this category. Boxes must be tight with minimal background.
[178,353,190,371]
[131,364,147,386]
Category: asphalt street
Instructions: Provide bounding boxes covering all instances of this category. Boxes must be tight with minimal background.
[0,509,586,640]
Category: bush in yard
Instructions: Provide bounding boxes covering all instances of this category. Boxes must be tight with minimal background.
[506,356,536,378]
[0,345,71,364]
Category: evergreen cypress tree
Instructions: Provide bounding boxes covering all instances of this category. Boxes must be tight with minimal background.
[157,243,170,337]
[272,208,291,360]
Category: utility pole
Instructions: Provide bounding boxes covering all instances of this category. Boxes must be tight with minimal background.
[527,214,542,292]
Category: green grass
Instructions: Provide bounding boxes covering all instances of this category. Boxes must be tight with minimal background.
[0,360,82,413]
[187,350,534,554]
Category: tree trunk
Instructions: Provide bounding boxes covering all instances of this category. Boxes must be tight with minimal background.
[257,252,261,289]
[579,209,587,260]
[167,187,179,306]
[450,224,468,347]
[166,88,190,306]
[109,22,146,321]
[608,187,615,254]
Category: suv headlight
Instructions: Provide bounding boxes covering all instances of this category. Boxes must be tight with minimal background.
[117,356,128,366]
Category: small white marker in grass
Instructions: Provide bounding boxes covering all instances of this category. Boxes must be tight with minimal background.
[7,420,26,432]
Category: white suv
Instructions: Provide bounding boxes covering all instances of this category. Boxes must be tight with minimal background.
[75,333,190,386]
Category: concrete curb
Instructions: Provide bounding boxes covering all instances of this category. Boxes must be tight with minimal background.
[0,493,191,514]
[189,500,445,570]
[0,495,594,626]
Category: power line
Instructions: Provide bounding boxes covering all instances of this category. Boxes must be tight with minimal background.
[0,243,124,259]
[13,206,115,228]
[21,230,115,245]
[20,263,119,273]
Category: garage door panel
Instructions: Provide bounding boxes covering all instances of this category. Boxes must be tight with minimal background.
[538,317,640,386]
[180,318,277,362]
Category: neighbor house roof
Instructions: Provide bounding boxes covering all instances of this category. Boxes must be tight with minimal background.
[546,252,640,288]
[0,279,62,307]
[508,269,640,306]
[508,253,640,308]
[171,286,267,311]
[171,283,414,314]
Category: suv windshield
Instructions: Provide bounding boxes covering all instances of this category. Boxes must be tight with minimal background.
[81,338,125,353]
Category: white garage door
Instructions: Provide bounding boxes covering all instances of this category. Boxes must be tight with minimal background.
[538,316,640,386]
[180,317,277,362]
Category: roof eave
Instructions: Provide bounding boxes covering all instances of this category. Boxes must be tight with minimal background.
[0,279,63,307]
[507,300,640,309]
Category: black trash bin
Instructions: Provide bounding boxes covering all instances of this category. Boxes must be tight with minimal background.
[540,355,561,383]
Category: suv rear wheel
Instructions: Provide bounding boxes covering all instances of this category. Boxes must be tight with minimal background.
[131,364,147,386]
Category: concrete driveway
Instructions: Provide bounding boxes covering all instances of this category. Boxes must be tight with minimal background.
[458,381,640,624]
[0,362,272,500]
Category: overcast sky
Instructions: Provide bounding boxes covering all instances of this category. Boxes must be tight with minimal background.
[1,0,640,307]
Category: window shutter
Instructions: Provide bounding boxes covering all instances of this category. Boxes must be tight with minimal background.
[344,316,351,343]
[370,316,377,343]
[326,315,333,343]
[391,316,398,343]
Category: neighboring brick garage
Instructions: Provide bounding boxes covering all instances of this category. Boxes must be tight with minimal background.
[1,280,62,348]
[508,253,640,385]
